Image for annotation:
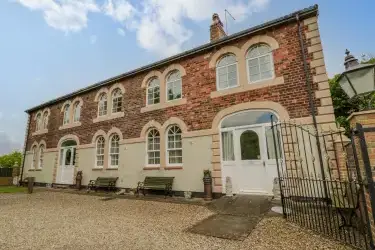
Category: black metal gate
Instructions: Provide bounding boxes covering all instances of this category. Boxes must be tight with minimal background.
[271,117,375,249]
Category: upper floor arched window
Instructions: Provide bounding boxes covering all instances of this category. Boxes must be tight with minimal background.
[111,88,123,113]
[63,104,70,125]
[166,71,182,101]
[246,44,274,83]
[216,54,238,90]
[73,102,81,122]
[42,111,48,129]
[36,113,42,131]
[147,78,160,105]
[98,93,108,117]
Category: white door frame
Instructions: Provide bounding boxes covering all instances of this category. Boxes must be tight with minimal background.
[57,145,76,184]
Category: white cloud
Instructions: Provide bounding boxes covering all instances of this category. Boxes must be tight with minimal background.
[14,0,271,56]
[13,0,100,33]
[117,28,125,36]
[90,35,97,44]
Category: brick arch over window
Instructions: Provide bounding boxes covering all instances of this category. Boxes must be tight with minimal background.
[57,134,80,148]
[161,117,188,134]
[161,64,186,79]
[60,100,72,113]
[140,120,162,138]
[107,127,123,141]
[34,111,43,120]
[91,130,107,144]
[94,88,109,102]
[108,83,126,95]
[39,140,47,148]
[30,141,39,151]
[72,97,84,107]
[141,70,163,88]
[211,101,290,130]
[240,35,279,56]
[209,46,241,68]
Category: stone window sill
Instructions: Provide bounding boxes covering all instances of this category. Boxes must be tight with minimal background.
[92,168,104,171]
[32,129,48,136]
[210,76,284,98]
[93,112,125,123]
[107,167,118,170]
[35,169,42,171]
[165,166,183,170]
[143,167,161,170]
[28,169,35,172]
[59,122,82,130]
[141,98,187,113]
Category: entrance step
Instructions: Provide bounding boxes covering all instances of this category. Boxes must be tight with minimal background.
[52,184,70,189]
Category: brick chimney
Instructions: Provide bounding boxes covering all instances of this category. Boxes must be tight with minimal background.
[210,13,226,42]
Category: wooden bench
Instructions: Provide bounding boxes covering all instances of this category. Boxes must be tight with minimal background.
[88,177,118,192]
[331,181,361,229]
[136,177,174,198]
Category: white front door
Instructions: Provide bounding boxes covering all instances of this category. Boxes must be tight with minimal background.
[235,127,268,194]
[57,147,76,184]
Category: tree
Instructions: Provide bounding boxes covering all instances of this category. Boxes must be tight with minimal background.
[0,151,22,168]
[329,57,375,133]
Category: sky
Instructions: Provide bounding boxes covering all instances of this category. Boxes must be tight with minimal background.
[0,0,374,154]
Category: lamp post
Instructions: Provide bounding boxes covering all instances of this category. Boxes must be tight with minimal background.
[338,50,375,109]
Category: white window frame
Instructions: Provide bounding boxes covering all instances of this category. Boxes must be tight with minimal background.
[36,113,42,131]
[98,93,108,117]
[166,125,183,166]
[246,44,275,84]
[73,102,81,123]
[109,134,120,168]
[216,54,239,91]
[95,136,105,168]
[166,71,182,102]
[146,129,160,167]
[38,145,44,169]
[31,146,37,169]
[147,78,160,106]
[63,104,70,125]
[111,88,123,114]
[42,111,48,129]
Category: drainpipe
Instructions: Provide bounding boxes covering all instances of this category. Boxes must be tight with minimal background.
[296,14,328,199]
[20,113,30,184]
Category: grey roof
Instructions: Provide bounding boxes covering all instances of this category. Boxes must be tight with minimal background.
[25,4,318,113]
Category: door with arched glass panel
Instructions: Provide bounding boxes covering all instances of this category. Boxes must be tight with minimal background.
[57,140,77,184]
[235,127,267,194]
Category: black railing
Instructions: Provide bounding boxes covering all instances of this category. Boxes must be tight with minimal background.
[271,117,373,249]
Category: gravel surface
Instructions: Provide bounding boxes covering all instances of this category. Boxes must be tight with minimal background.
[0,192,353,250]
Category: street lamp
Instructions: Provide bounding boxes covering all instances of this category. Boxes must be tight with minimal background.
[338,50,375,109]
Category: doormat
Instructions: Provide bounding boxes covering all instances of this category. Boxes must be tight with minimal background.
[100,197,117,201]
[187,214,260,241]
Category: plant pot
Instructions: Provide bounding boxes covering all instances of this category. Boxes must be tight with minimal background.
[203,177,212,201]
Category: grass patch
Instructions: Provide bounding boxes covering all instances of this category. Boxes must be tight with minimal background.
[0,186,27,193]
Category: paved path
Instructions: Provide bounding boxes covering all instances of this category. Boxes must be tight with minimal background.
[189,195,273,240]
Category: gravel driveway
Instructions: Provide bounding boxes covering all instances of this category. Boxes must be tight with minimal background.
[0,192,352,250]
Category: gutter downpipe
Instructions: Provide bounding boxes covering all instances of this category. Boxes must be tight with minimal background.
[296,13,328,199]
[19,114,30,185]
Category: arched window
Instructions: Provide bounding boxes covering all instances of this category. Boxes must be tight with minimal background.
[31,145,37,169]
[38,145,44,169]
[42,111,48,129]
[166,71,182,101]
[240,130,260,160]
[246,44,274,83]
[216,54,238,90]
[36,113,42,131]
[147,129,160,165]
[98,93,108,117]
[111,88,123,113]
[73,102,81,122]
[147,78,160,105]
[63,104,70,125]
[166,125,182,165]
[96,136,105,168]
[109,134,120,168]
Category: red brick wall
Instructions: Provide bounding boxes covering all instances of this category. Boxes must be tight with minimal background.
[27,20,319,150]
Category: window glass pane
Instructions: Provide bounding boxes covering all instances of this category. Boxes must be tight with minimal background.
[221,131,234,161]
[228,71,236,80]
[228,64,236,73]
[265,127,282,160]
[261,71,273,79]
[258,44,271,54]
[259,55,270,64]
[59,149,64,166]
[247,47,259,58]
[65,149,72,165]
[260,62,271,72]
[240,130,260,160]
[250,74,260,82]
[218,67,227,75]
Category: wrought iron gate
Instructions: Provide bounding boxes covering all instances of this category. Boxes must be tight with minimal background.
[271,117,375,249]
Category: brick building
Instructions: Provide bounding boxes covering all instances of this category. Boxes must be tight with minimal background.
[22,5,334,196]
